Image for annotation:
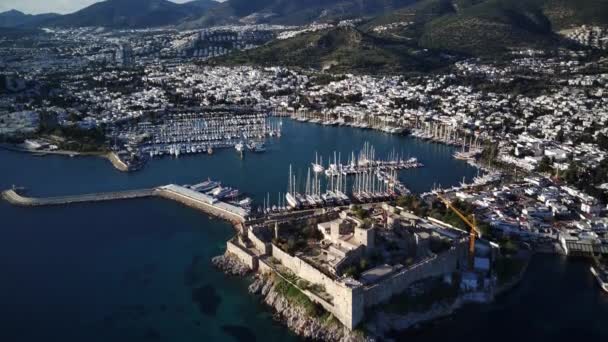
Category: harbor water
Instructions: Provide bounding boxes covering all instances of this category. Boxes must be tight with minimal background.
[393,254,608,341]
[0,120,606,341]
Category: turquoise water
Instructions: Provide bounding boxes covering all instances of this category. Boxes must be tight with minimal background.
[3,120,604,342]
[0,199,297,341]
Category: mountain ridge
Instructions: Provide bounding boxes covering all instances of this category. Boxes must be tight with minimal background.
[180,0,421,28]
[37,0,219,28]
[362,0,608,55]
[0,9,60,28]
[218,25,451,74]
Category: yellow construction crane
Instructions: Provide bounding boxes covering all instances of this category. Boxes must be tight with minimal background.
[436,194,481,269]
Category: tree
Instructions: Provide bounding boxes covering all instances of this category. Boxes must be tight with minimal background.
[500,238,518,256]
[536,156,553,173]
[597,134,608,151]
[287,237,297,254]
[555,129,565,143]
[359,258,369,271]
[396,195,414,208]
[480,142,499,165]
[303,225,323,241]
[563,162,582,185]
[352,205,369,220]
[344,266,359,279]
[478,222,492,237]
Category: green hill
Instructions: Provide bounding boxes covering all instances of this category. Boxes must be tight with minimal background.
[364,0,608,55]
[541,0,608,29]
[181,0,420,28]
[0,10,60,28]
[217,0,608,73]
[420,0,557,54]
[219,26,449,74]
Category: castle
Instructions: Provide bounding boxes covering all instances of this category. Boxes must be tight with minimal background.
[227,203,471,329]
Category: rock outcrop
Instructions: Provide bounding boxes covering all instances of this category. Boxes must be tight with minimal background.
[212,252,251,276]
[249,275,368,342]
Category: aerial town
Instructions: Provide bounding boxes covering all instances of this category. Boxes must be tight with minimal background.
[1,3,608,341]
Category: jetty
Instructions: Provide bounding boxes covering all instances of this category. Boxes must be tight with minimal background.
[2,184,249,224]
[2,188,156,206]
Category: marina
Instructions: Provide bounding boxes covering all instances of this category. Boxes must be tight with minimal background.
[284,160,411,210]
[420,170,504,198]
[289,108,406,134]
[0,118,485,342]
[114,111,281,159]
[275,142,423,209]
[2,140,430,224]
[410,121,484,151]
[319,142,423,177]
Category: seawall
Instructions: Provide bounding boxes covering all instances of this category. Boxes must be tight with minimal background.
[2,184,247,224]
[1,188,156,206]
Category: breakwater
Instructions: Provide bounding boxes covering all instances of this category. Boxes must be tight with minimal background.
[2,185,248,223]
[2,188,156,206]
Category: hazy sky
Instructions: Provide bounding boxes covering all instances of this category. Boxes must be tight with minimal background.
[0,0,222,15]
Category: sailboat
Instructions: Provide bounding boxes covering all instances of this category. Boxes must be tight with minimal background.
[312,152,325,173]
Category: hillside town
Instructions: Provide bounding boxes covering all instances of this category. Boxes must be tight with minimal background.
[1,18,608,339]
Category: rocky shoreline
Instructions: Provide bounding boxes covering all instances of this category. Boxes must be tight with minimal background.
[248,274,368,342]
[211,252,251,276]
[213,252,365,341]
[212,252,526,341]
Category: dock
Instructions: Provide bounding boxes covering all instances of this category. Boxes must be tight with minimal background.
[2,184,249,224]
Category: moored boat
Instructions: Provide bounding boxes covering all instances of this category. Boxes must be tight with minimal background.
[590,266,608,293]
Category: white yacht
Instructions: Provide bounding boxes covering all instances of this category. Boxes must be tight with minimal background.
[591,265,608,293]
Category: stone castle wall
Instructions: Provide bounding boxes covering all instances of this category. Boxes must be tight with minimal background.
[271,244,337,292]
[227,240,258,270]
[268,241,466,330]
[271,244,363,330]
[248,227,271,255]
[237,219,468,331]
[363,246,462,307]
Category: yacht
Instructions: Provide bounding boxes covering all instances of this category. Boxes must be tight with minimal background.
[247,141,266,152]
[312,152,324,173]
[209,186,234,199]
[285,192,300,208]
[591,265,608,293]
[191,179,220,193]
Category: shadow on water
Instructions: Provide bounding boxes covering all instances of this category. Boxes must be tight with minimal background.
[222,325,258,342]
[192,284,222,316]
[390,254,608,341]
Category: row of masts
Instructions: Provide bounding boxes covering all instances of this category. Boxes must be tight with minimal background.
[411,121,482,150]
[285,160,409,209]
[133,115,282,158]
[313,142,424,177]
[288,108,402,131]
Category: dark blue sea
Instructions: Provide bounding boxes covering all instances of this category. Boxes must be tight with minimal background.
[0,120,605,341]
